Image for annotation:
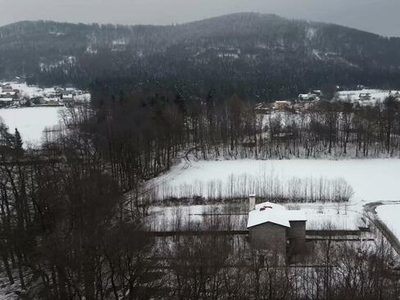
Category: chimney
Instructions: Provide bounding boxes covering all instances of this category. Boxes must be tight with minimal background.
[249,194,256,211]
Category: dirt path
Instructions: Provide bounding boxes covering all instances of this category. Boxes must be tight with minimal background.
[124,147,197,204]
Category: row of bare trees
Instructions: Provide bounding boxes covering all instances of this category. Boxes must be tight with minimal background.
[90,91,400,193]
[153,174,354,203]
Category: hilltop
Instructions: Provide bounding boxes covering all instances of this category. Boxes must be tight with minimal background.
[1,13,400,99]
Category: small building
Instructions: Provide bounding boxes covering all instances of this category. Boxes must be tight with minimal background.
[247,199,307,261]
[0,91,17,99]
[359,93,371,101]
[312,90,322,96]
[1,84,13,93]
[254,102,271,114]
[273,101,291,110]
[31,96,47,105]
[0,98,14,107]
[298,93,318,101]
[61,94,74,102]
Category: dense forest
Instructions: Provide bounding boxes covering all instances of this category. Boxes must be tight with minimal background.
[1,13,400,99]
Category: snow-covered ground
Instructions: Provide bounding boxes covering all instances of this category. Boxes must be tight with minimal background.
[147,158,400,231]
[376,204,400,241]
[151,158,400,203]
[336,89,398,105]
[0,107,66,146]
[147,202,363,232]
[296,203,364,230]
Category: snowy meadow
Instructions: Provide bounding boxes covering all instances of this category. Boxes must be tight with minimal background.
[151,158,400,203]
[0,107,66,146]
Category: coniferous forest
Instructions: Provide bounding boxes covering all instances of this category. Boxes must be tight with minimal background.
[1,13,400,99]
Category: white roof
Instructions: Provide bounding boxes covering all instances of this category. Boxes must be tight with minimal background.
[0,98,14,102]
[248,209,291,228]
[247,202,307,228]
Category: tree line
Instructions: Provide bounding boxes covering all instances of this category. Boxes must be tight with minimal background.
[87,88,400,194]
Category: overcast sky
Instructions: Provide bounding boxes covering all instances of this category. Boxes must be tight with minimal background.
[1,0,399,37]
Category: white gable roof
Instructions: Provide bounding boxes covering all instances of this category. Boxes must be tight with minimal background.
[247,202,307,228]
[248,209,291,228]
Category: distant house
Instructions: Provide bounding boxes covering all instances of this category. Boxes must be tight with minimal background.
[359,93,371,101]
[61,94,74,103]
[254,102,271,114]
[390,91,400,98]
[312,90,322,96]
[293,101,315,111]
[0,98,14,107]
[298,93,318,101]
[1,84,13,93]
[273,101,291,110]
[247,198,307,262]
[31,97,47,105]
[0,91,17,99]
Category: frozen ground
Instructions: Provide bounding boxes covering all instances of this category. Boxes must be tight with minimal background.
[295,203,364,230]
[151,158,400,203]
[0,107,66,146]
[376,204,400,241]
[336,89,398,105]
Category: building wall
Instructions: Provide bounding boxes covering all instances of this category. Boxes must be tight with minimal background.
[287,221,306,253]
[249,223,287,255]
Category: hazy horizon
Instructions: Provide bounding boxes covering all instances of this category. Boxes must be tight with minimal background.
[0,0,399,37]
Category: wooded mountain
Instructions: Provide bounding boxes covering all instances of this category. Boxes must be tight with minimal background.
[1,13,400,99]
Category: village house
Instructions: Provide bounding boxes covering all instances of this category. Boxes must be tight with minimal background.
[0,98,14,107]
[247,195,307,263]
[61,93,75,105]
[1,84,13,93]
[359,93,372,101]
[298,93,319,101]
[273,100,291,110]
[254,102,271,114]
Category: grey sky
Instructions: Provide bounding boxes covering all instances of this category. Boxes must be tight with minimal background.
[1,0,399,37]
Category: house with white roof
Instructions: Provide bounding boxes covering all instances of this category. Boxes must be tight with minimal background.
[247,196,307,260]
[0,98,14,107]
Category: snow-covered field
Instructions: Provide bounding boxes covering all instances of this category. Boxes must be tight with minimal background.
[336,89,398,105]
[376,204,400,241]
[296,204,363,230]
[152,159,400,203]
[0,107,65,146]
[148,158,400,231]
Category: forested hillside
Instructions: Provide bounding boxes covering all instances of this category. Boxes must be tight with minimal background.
[1,13,400,99]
